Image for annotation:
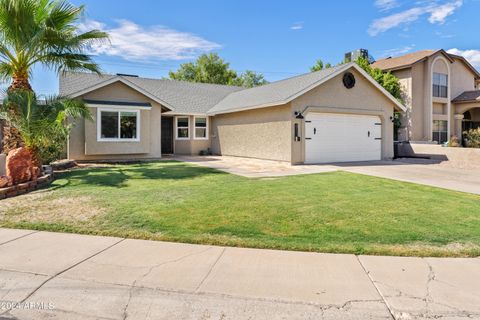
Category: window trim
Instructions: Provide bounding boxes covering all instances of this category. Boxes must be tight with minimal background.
[193,116,209,140]
[97,107,141,142]
[175,116,190,140]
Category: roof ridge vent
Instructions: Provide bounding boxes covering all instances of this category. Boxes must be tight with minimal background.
[116,73,139,77]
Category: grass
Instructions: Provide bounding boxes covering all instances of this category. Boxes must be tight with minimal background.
[1,160,479,257]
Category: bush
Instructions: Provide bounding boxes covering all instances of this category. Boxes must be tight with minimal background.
[199,148,212,156]
[448,135,461,147]
[463,128,480,148]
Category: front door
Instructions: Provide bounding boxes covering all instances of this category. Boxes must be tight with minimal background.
[161,117,174,154]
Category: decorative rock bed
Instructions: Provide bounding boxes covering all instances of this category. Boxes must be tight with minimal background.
[0,147,56,200]
[0,166,54,200]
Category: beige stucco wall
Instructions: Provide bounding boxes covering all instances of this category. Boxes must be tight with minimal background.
[410,62,428,140]
[290,68,397,163]
[172,115,211,155]
[210,104,292,162]
[394,69,412,140]
[68,81,163,161]
[432,58,449,74]
[451,59,476,99]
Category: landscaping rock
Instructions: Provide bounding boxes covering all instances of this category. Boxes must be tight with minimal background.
[6,147,34,185]
[0,175,12,188]
[50,159,77,171]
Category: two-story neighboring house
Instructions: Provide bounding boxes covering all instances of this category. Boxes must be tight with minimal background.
[372,49,480,144]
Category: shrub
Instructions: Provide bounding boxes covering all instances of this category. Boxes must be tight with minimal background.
[463,128,480,148]
[448,135,461,147]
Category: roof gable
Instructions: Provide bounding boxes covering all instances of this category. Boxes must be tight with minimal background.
[372,49,480,79]
[371,50,454,71]
[60,72,242,114]
[208,63,406,115]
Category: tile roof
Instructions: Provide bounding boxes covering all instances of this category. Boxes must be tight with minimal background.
[371,50,436,71]
[452,90,480,103]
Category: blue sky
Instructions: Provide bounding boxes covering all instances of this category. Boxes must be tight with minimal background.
[28,0,480,95]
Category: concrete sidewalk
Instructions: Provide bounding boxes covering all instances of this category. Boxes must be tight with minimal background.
[0,229,479,320]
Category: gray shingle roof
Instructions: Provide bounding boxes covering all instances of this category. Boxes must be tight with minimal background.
[60,72,242,114]
[60,62,405,115]
[208,64,347,114]
[452,90,480,103]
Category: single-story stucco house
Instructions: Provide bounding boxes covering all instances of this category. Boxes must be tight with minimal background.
[60,62,406,164]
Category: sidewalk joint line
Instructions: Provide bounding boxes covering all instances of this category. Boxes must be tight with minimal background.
[356,255,396,320]
[0,230,39,246]
[0,237,126,317]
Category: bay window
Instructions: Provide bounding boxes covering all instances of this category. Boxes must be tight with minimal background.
[98,109,139,141]
[194,117,208,139]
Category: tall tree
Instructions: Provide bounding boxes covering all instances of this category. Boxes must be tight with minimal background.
[355,56,403,139]
[0,0,108,153]
[233,70,268,88]
[310,59,333,72]
[169,53,238,85]
[355,57,401,100]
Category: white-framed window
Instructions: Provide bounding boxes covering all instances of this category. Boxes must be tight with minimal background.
[97,108,140,142]
[176,116,190,140]
[194,116,208,139]
[432,120,448,144]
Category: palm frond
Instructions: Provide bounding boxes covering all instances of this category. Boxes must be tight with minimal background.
[0,0,108,87]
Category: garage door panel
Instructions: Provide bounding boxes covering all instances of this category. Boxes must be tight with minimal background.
[305,113,381,164]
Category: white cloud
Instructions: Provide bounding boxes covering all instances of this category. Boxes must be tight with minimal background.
[374,0,400,11]
[290,22,304,30]
[368,7,425,36]
[368,0,463,36]
[381,44,416,57]
[428,0,463,23]
[77,19,221,62]
[447,48,480,68]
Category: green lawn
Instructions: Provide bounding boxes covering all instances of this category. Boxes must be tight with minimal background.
[1,161,479,257]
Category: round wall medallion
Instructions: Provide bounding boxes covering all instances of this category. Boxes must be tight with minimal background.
[342,72,355,89]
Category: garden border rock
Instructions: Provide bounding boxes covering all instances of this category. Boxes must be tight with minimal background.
[0,171,54,200]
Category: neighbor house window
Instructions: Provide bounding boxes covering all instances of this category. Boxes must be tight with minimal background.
[194,117,208,139]
[432,120,448,144]
[433,73,448,98]
[176,117,189,139]
[98,109,139,141]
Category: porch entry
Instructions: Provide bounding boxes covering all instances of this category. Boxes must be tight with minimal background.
[161,117,174,154]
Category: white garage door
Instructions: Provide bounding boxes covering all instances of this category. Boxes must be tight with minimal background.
[305,113,382,164]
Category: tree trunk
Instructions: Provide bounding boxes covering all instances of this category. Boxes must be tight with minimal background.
[8,75,32,92]
[26,145,42,169]
[1,75,32,155]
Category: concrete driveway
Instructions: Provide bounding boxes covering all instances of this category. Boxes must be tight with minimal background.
[0,228,479,320]
[176,156,480,194]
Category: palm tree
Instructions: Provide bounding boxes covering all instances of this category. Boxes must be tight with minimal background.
[0,90,92,166]
[0,0,108,152]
